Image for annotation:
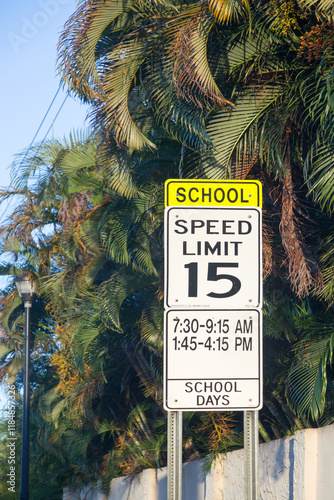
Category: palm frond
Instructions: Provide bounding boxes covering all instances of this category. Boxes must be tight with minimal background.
[183,85,283,178]
[299,0,334,16]
[287,333,333,419]
[58,0,135,100]
[208,0,249,24]
[304,142,334,213]
[98,268,158,331]
[167,11,232,110]
[95,37,157,150]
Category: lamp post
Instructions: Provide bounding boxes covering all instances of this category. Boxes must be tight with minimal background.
[15,274,35,500]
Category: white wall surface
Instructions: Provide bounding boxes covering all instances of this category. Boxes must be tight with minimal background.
[63,424,334,500]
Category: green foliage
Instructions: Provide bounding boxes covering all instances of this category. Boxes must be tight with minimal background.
[2,0,334,495]
[0,131,179,495]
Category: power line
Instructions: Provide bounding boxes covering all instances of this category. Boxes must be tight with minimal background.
[2,86,72,223]
[23,92,71,181]
[18,83,63,170]
[40,92,69,145]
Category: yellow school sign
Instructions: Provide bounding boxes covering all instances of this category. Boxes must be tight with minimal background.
[165,179,262,208]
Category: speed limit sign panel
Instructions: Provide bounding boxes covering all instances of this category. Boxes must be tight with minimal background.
[164,207,262,309]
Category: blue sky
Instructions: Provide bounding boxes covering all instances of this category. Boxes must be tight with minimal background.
[0,0,89,407]
[1,0,88,190]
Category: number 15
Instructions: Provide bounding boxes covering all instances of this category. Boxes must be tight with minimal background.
[184,262,241,298]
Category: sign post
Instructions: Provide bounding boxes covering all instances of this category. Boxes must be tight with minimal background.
[164,179,263,499]
[244,410,259,500]
[167,411,182,500]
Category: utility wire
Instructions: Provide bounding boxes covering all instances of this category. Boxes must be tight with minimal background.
[3,86,71,223]
[18,83,63,170]
[40,92,69,145]
[24,92,70,181]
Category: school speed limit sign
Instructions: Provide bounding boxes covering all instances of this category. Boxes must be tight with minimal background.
[164,207,262,309]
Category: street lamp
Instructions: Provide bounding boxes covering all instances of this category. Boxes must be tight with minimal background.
[15,274,36,500]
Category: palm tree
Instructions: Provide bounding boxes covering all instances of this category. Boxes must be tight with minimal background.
[58,0,334,422]
[1,130,228,493]
[57,0,251,151]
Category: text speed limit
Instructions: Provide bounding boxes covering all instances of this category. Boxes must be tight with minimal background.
[164,207,262,309]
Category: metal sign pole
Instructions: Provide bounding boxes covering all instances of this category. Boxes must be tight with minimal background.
[167,411,182,500]
[244,410,259,500]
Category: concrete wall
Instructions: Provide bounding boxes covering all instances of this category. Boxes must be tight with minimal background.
[63,424,334,500]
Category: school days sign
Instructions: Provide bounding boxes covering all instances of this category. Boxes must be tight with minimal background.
[164,309,262,410]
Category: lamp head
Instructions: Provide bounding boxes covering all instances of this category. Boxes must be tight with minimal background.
[15,274,36,305]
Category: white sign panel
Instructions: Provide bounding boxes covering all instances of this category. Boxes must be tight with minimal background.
[164,309,262,411]
[164,207,262,309]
